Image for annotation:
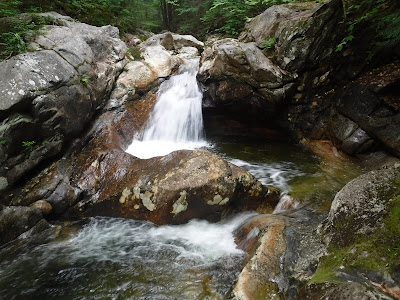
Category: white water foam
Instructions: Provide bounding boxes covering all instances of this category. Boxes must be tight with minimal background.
[228,158,304,193]
[126,58,208,159]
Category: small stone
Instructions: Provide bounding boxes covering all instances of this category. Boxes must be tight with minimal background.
[294,93,303,100]
[0,177,8,191]
[30,200,53,216]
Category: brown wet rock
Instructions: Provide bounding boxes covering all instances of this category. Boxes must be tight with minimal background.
[30,200,52,216]
[70,148,274,225]
[11,159,80,216]
[9,89,158,218]
[231,214,287,300]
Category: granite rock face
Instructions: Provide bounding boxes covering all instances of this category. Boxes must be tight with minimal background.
[239,0,342,73]
[0,12,126,190]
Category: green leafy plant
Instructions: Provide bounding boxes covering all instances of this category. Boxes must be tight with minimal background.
[0,140,6,145]
[0,14,51,60]
[263,37,275,49]
[22,141,36,152]
[81,76,90,85]
[336,0,386,52]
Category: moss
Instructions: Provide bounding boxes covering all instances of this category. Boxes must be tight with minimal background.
[127,47,142,60]
[310,243,349,284]
[311,177,400,283]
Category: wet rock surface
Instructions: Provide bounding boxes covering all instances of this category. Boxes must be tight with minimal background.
[0,205,44,246]
[70,149,273,225]
[232,214,287,300]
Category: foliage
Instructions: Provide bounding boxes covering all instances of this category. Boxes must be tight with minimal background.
[335,0,388,52]
[0,140,6,145]
[263,37,275,49]
[0,0,162,60]
[22,141,36,152]
[127,47,142,60]
[0,14,49,60]
[81,76,90,85]
[174,0,213,35]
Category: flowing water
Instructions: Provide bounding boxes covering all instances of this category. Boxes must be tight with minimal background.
[0,214,257,299]
[126,58,208,159]
[0,59,363,299]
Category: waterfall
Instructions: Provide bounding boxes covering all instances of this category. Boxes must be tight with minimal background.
[126,58,208,159]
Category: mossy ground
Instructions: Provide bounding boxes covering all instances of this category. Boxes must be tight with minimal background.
[311,177,400,283]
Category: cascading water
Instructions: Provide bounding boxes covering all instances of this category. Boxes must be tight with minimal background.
[126,58,208,159]
[0,213,255,299]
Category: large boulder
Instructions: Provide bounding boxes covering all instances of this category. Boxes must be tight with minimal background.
[141,45,180,77]
[301,164,400,299]
[338,61,400,158]
[134,32,204,79]
[198,38,295,126]
[140,32,204,52]
[238,0,343,73]
[0,12,126,195]
[199,38,288,89]
[69,148,273,225]
[107,61,158,109]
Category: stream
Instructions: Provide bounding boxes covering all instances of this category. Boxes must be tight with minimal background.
[0,58,362,299]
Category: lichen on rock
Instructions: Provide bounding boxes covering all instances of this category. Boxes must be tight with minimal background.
[171,191,188,215]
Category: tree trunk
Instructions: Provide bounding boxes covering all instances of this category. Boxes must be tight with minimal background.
[160,0,174,30]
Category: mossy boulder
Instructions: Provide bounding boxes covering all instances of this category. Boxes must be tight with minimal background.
[302,164,400,299]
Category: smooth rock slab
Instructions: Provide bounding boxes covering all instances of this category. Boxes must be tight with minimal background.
[0,50,76,112]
